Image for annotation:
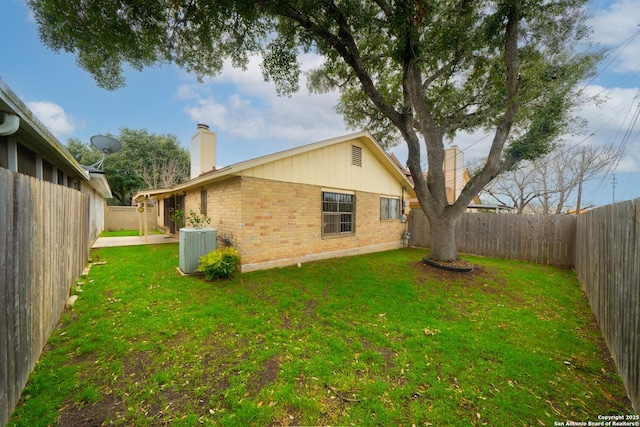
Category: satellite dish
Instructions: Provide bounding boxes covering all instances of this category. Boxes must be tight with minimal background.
[89,135,122,170]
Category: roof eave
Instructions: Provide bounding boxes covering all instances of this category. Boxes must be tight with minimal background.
[0,78,89,181]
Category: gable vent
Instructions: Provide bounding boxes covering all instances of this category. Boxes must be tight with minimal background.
[351,145,362,167]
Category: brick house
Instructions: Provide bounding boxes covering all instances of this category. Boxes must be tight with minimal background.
[135,125,416,272]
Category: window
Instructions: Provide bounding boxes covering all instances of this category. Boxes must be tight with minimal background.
[322,192,355,235]
[380,197,400,220]
[200,189,207,215]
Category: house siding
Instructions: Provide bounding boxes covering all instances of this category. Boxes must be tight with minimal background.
[239,139,405,196]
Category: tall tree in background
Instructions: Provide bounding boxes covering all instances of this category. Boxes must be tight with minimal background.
[67,128,190,205]
[31,0,600,261]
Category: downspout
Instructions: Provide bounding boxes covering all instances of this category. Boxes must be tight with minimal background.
[0,112,20,136]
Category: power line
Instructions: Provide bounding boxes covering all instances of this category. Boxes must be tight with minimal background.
[583,28,640,89]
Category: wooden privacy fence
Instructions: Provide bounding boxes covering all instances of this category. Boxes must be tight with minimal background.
[409,210,577,267]
[0,168,91,426]
[576,199,640,413]
[104,205,155,231]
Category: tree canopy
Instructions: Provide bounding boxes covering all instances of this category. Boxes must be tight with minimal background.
[32,0,601,261]
[67,128,190,205]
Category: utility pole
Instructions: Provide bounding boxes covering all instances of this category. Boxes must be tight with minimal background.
[612,174,617,204]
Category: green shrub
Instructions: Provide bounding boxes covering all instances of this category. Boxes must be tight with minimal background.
[197,247,240,280]
[186,209,211,228]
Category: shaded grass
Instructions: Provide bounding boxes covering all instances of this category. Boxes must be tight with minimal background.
[9,246,632,426]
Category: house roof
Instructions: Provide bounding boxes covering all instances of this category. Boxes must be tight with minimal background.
[0,77,89,181]
[134,131,416,201]
[86,170,113,199]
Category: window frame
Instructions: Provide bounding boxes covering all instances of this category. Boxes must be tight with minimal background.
[380,196,401,220]
[321,191,355,237]
[200,189,208,215]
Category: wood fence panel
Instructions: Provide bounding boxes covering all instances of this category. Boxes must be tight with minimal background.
[0,168,93,427]
[576,199,640,413]
[0,169,12,425]
[409,210,576,267]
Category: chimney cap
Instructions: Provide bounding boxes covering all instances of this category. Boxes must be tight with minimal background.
[197,123,210,130]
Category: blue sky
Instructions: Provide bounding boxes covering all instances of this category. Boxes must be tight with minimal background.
[2,0,639,208]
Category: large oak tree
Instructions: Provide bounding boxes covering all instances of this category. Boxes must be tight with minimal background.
[30,0,599,261]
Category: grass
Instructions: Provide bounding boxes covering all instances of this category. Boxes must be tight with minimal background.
[9,245,632,426]
[99,229,165,237]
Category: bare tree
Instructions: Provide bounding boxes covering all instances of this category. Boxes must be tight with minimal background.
[537,144,623,214]
[484,161,540,214]
[141,156,189,189]
[535,149,574,215]
[572,144,624,212]
[483,143,623,214]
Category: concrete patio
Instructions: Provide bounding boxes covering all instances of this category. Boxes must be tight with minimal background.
[92,234,179,248]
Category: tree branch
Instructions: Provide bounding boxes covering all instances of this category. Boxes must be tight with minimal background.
[455,0,521,209]
[277,1,404,127]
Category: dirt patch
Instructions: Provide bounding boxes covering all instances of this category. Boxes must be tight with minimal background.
[360,338,396,373]
[57,395,124,427]
[247,355,281,397]
[411,259,488,284]
[123,351,153,376]
[282,314,292,330]
[273,403,303,426]
[304,299,318,317]
[377,346,396,372]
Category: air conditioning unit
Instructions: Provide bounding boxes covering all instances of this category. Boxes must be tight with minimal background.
[179,228,217,274]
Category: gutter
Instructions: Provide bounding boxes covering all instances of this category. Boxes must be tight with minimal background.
[0,112,19,135]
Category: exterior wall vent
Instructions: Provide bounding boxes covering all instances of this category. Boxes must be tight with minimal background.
[351,145,362,167]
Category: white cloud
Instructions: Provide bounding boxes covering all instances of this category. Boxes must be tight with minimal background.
[589,0,640,73]
[26,101,81,138]
[181,53,348,146]
[565,85,640,173]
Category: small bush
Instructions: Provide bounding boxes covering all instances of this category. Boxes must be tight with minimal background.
[197,247,241,280]
[186,209,211,228]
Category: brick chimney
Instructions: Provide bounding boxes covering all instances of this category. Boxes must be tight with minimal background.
[443,146,464,203]
[190,124,216,178]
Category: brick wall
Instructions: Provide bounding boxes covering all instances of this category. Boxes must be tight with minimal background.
[183,176,408,271]
[239,177,319,264]
[239,177,407,270]
[184,177,242,248]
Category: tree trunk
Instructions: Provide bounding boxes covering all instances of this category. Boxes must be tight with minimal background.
[427,211,460,262]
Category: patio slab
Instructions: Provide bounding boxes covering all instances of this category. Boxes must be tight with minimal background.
[92,234,179,248]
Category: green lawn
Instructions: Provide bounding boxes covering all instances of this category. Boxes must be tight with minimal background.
[9,245,632,426]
